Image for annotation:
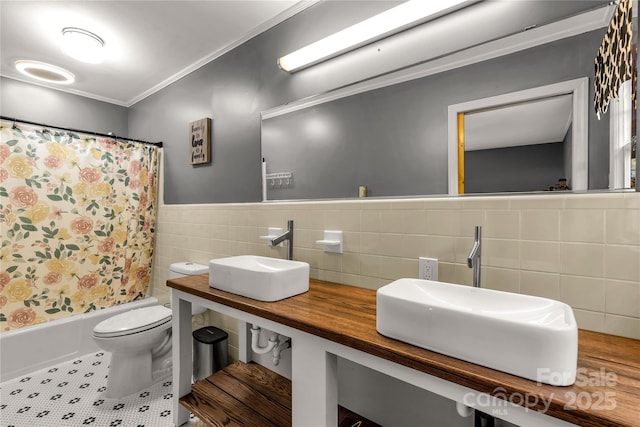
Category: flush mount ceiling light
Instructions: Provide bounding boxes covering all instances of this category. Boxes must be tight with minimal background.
[15,60,76,84]
[61,27,105,64]
[278,0,470,73]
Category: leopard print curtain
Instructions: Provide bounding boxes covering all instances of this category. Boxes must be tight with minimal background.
[594,0,633,119]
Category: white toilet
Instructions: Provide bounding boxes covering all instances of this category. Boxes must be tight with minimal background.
[92,262,208,398]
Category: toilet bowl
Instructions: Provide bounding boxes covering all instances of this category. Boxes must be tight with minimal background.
[93,305,173,398]
[92,262,208,398]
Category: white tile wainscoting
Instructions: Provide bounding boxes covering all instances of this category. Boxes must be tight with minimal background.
[151,192,640,362]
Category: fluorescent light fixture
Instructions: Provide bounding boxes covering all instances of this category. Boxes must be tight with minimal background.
[278,0,469,72]
[62,27,105,64]
[15,60,75,84]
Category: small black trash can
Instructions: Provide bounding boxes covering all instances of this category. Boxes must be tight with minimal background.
[192,326,228,382]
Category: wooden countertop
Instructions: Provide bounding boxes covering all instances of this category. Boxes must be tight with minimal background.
[168,276,640,427]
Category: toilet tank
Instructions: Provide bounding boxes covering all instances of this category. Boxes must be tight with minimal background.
[169,262,208,279]
[169,262,208,315]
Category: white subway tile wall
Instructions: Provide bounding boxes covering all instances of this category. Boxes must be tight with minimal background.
[152,193,640,361]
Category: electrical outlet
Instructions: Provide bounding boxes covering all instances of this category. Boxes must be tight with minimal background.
[418,257,438,281]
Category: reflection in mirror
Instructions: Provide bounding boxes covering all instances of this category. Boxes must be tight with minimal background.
[448,78,588,195]
[261,2,631,201]
[610,79,636,190]
[463,95,573,194]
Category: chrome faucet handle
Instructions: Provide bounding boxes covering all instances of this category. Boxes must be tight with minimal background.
[270,220,294,260]
[467,226,482,287]
[467,241,479,267]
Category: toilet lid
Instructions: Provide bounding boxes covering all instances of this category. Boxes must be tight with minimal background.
[93,306,172,338]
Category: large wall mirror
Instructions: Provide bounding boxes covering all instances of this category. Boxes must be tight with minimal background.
[261,1,636,201]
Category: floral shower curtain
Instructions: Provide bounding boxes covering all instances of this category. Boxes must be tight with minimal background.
[0,120,159,331]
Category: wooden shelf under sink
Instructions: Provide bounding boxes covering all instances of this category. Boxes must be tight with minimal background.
[180,361,291,427]
[180,361,381,427]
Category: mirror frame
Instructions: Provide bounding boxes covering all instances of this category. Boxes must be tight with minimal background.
[447,77,589,195]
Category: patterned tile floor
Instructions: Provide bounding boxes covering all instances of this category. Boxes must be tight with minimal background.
[0,351,206,427]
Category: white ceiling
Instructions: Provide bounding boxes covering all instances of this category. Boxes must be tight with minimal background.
[464,95,574,151]
[0,0,304,106]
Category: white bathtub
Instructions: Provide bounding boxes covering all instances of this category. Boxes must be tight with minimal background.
[0,297,159,382]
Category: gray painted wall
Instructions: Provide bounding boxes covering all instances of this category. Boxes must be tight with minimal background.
[127,1,397,204]
[263,29,609,200]
[465,143,565,193]
[0,77,128,136]
[338,358,472,427]
[128,2,610,204]
[263,88,448,199]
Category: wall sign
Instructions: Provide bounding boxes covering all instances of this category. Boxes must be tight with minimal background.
[189,118,211,165]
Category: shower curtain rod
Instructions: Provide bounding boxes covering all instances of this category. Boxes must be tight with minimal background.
[0,116,163,148]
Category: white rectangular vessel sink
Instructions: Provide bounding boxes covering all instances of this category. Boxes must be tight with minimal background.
[377,278,577,385]
[209,255,309,302]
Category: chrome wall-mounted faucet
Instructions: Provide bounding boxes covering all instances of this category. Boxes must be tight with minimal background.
[467,226,482,288]
[271,220,294,260]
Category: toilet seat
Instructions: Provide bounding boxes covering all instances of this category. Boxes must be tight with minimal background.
[93,306,172,338]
